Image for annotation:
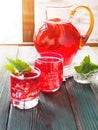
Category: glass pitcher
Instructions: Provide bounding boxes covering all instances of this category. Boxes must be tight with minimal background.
[34,5,94,66]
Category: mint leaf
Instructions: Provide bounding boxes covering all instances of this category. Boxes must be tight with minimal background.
[15,59,32,73]
[74,55,98,77]
[5,64,15,74]
[5,58,32,74]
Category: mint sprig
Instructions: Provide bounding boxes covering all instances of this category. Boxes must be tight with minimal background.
[74,55,98,78]
[5,58,32,75]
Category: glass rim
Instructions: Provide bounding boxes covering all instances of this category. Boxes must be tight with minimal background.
[40,52,63,58]
[37,52,64,63]
[10,67,41,80]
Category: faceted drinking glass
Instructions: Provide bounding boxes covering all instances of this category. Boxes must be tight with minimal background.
[35,52,64,93]
[10,67,40,109]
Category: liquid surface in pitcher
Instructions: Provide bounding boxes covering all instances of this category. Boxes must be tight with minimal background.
[34,18,81,66]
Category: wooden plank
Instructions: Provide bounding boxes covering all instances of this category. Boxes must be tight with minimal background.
[91,81,98,101]
[7,106,34,130]
[17,46,40,67]
[0,46,18,96]
[66,78,98,130]
[0,75,10,130]
[0,46,18,95]
[7,46,38,130]
[17,46,39,61]
[8,82,77,130]
[0,46,18,130]
[22,0,34,42]
[36,83,77,130]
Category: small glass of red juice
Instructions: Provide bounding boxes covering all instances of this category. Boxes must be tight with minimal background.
[10,67,40,109]
[35,52,64,93]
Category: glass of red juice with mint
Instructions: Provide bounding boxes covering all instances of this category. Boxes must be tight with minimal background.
[35,52,64,93]
[10,67,40,109]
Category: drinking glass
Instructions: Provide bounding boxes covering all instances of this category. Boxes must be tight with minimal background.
[73,72,98,84]
[10,67,40,109]
[35,52,64,92]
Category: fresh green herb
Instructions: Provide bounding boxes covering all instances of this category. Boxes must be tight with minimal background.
[5,58,32,75]
[74,55,98,78]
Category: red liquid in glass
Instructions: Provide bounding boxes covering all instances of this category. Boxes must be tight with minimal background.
[34,18,81,66]
[35,57,63,92]
[11,71,39,103]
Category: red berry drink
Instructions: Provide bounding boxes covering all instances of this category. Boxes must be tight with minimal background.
[10,67,40,109]
[35,52,63,92]
[34,18,80,66]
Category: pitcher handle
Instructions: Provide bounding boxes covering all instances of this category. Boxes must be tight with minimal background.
[70,6,94,48]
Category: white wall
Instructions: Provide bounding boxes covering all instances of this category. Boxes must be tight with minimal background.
[0,0,22,44]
